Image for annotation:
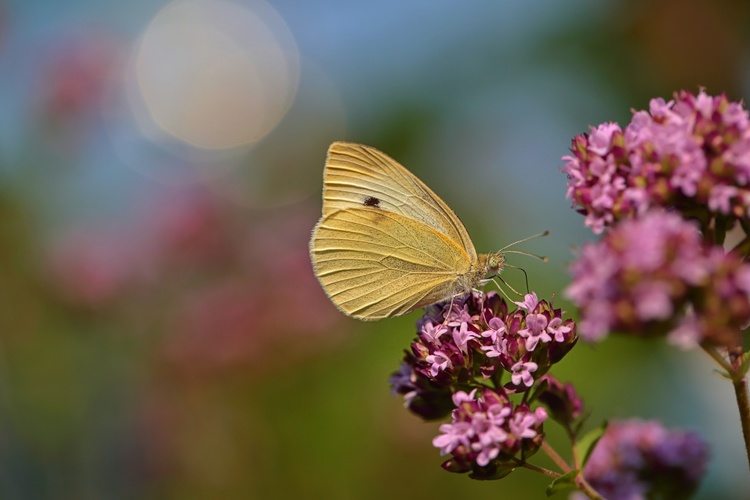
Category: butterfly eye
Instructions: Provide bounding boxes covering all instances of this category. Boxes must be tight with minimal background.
[487,254,505,275]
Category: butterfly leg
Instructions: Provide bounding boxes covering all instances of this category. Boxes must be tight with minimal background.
[440,295,457,327]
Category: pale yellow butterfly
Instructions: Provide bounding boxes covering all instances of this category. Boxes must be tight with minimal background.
[309,142,506,320]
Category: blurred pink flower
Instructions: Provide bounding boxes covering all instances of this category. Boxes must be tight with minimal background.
[150,190,235,270]
[154,196,343,373]
[47,230,138,308]
[163,281,265,370]
[35,32,121,124]
[46,187,344,372]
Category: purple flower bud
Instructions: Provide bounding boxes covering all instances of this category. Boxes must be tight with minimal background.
[389,361,455,420]
[535,374,583,427]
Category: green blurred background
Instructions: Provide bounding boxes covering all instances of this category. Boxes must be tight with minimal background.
[1,0,750,498]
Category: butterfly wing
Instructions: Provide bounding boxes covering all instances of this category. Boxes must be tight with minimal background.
[321,142,478,262]
[310,207,474,320]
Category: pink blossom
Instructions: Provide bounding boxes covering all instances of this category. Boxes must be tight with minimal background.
[433,421,474,455]
[566,211,750,346]
[481,316,506,343]
[426,351,453,377]
[420,321,448,345]
[515,292,539,311]
[452,322,479,353]
[509,407,547,439]
[546,317,571,342]
[563,89,750,232]
[510,360,538,387]
[518,313,552,351]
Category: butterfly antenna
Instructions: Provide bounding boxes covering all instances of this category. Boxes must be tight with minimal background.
[498,230,549,251]
[504,249,548,262]
[498,231,549,262]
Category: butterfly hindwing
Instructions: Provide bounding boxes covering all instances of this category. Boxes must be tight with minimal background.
[310,207,473,319]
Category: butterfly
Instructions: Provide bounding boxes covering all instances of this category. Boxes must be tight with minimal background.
[309,142,509,320]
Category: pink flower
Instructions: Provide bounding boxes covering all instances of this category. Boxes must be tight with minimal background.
[566,211,750,346]
[393,291,577,422]
[452,322,479,353]
[518,313,552,351]
[481,317,506,343]
[510,360,538,387]
[509,407,547,439]
[515,292,540,311]
[563,89,750,232]
[433,421,474,455]
[546,317,571,342]
[420,321,449,345]
[480,337,508,358]
[431,388,545,473]
[583,419,708,500]
[426,351,453,377]
[452,390,478,406]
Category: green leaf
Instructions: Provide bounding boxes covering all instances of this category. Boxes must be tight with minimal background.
[575,421,608,467]
[713,368,733,380]
[572,409,593,439]
[545,470,579,496]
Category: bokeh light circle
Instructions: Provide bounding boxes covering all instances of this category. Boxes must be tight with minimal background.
[134,0,299,150]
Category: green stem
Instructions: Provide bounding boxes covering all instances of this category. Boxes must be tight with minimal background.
[517,460,560,479]
[539,441,604,500]
[729,345,750,473]
[540,441,605,500]
[732,374,750,472]
[702,343,750,472]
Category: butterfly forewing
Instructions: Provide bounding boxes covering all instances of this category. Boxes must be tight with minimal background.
[322,142,478,263]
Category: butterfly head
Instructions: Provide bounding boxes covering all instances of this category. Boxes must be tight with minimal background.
[483,252,506,278]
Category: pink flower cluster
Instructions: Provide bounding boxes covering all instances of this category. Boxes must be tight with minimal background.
[578,420,708,500]
[390,291,579,470]
[432,388,547,478]
[566,211,750,347]
[563,90,750,233]
[402,291,576,396]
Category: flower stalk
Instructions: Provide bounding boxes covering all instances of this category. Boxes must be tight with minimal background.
[540,440,571,474]
[732,373,750,472]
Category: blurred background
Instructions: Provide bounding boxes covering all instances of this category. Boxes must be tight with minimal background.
[1,0,750,498]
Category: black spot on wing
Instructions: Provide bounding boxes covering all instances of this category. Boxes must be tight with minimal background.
[363,196,380,208]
